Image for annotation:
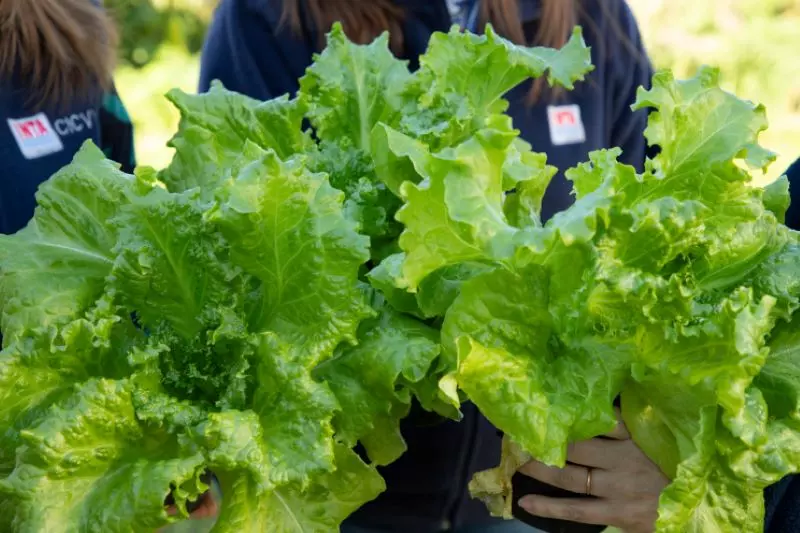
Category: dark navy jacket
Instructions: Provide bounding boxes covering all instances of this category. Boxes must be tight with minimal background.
[0,0,134,237]
[785,157,799,230]
[0,83,134,236]
[200,1,798,531]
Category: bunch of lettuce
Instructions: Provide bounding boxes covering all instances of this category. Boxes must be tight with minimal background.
[386,68,800,531]
[285,24,800,532]
[0,24,592,533]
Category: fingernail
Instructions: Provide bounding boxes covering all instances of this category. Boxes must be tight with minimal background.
[518,496,534,511]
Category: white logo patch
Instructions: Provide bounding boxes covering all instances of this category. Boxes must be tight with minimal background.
[547,105,586,146]
[7,113,64,160]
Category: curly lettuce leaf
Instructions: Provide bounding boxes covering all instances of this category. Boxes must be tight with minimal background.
[503,146,558,229]
[111,186,240,341]
[249,336,338,486]
[402,26,592,148]
[208,149,373,364]
[633,68,775,175]
[300,24,409,153]
[444,265,628,465]
[395,129,521,288]
[763,175,791,223]
[314,305,444,465]
[0,143,131,341]
[162,83,309,193]
[0,313,142,476]
[0,379,207,533]
[211,445,384,533]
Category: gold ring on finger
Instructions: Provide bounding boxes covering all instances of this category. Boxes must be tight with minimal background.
[585,467,593,496]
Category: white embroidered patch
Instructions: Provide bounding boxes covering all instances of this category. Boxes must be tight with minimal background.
[7,113,64,160]
[547,105,586,146]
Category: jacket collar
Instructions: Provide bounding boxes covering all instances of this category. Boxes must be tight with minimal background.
[395,0,542,23]
[245,0,543,35]
[518,0,542,23]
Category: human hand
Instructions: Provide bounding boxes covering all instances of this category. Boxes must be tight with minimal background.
[517,415,668,533]
[165,490,218,520]
[156,489,219,533]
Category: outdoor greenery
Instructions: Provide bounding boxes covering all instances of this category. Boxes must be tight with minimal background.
[108,0,212,67]
[631,0,800,183]
[115,0,799,182]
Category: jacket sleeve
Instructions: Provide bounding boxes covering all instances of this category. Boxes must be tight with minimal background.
[99,85,136,173]
[765,475,800,533]
[199,0,308,100]
[784,157,800,230]
[606,0,655,171]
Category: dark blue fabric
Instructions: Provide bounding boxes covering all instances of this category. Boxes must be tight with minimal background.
[765,475,799,533]
[785,157,800,230]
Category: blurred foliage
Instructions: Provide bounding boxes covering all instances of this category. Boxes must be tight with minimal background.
[107,0,212,68]
[117,0,800,184]
[629,0,800,183]
[116,46,200,170]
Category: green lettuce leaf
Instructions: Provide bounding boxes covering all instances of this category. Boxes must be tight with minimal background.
[763,175,791,223]
[111,185,239,342]
[445,265,629,465]
[208,149,373,363]
[300,24,409,154]
[0,143,131,341]
[161,83,309,193]
[298,23,412,244]
[315,304,444,465]
[211,445,384,533]
[0,379,207,533]
[395,129,520,288]
[401,26,592,148]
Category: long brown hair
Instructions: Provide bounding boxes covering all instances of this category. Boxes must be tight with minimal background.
[280,0,577,102]
[0,0,118,109]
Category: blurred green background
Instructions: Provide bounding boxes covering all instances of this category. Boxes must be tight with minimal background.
[111,0,800,183]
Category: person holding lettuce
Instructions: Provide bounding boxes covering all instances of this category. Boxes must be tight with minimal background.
[200,1,656,531]
[510,156,800,533]
[199,1,799,532]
